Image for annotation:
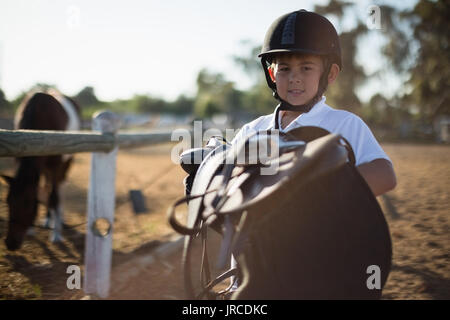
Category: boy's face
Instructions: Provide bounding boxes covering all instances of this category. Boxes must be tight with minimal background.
[270,54,324,106]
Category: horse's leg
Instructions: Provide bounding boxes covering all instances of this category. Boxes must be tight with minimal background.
[26,226,36,237]
[42,172,53,228]
[48,156,74,242]
[46,156,67,243]
[44,209,52,228]
[59,156,73,228]
[48,182,64,242]
[27,163,44,238]
[47,184,66,229]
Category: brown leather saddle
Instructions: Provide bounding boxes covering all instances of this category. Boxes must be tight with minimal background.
[168,126,392,299]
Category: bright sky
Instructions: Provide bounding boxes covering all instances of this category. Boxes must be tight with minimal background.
[0,0,415,103]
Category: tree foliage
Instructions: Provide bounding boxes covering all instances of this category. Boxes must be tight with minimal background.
[194,68,244,122]
[74,86,99,107]
[0,88,13,117]
[402,0,449,121]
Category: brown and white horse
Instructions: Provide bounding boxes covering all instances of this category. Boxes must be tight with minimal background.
[1,89,81,250]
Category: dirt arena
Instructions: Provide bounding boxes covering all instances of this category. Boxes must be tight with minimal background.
[0,142,448,300]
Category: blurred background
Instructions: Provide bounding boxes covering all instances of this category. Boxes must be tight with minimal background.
[0,0,448,142]
[0,0,449,300]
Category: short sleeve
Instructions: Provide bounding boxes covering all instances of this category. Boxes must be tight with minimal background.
[231,124,248,145]
[230,115,272,145]
[337,115,391,166]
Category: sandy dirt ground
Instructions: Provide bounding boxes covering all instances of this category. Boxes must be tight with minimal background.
[0,142,448,300]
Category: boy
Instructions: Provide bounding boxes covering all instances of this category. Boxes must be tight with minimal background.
[232,9,396,196]
[224,9,397,298]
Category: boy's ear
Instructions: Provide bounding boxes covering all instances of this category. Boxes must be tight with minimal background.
[268,66,276,83]
[327,63,340,85]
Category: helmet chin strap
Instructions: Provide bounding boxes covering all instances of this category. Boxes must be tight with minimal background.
[274,94,321,130]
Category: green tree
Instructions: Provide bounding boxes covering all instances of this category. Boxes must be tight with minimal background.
[232,42,276,116]
[365,0,449,124]
[241,82,276,116]
[32,83,57,92]
[129,94,167,113]
[403,0,449,122]
[74,86,99,107]
[0,88,13,117]
[168,95,194,115]
[323,24,367,113]
[232,41,265,84]
[314,1,366,113]
[194,68,242,119]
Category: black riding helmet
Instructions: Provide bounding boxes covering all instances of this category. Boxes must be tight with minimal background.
[259,10,342,115]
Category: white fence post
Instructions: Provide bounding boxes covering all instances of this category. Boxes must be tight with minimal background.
[83,111,120,298]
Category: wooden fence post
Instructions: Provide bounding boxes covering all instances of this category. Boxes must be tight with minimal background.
[83,111,120,298]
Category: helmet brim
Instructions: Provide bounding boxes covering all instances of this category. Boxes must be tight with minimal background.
[258,48,328,58]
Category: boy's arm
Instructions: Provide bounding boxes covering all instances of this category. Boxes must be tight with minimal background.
[356,159,397,197]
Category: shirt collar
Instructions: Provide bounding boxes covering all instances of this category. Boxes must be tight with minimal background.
[272,96,327,131]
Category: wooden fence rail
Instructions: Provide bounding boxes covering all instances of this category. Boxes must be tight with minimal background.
[0,129,174,157]
[0,111,182,298]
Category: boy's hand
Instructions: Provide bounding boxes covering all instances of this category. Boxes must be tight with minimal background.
[356,159,397,197]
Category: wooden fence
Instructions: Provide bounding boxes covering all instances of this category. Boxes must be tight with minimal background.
[0,111,178,298]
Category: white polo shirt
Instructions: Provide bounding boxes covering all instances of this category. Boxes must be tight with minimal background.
[232,96,391,166]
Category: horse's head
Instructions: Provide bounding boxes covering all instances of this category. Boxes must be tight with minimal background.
[1,174,39,251]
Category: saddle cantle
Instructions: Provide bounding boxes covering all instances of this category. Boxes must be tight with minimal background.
[168,126,392,299]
